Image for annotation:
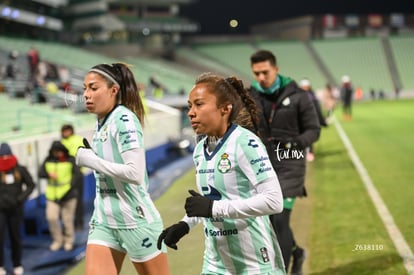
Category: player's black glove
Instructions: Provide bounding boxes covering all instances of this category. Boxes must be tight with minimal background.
[77,138,91,151]
[82,138,91,149]
[185,190,213,218]
[157,221,189,250]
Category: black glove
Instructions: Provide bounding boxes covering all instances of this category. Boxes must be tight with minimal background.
[185,190,213,218]
[77,138,91,151]
[157,221,189,250]
[83,138,91,148]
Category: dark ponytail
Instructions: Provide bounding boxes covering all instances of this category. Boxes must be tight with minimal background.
[225,77,259,134]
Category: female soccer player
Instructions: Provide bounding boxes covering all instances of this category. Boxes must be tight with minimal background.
[76,63,169,275]
[158,73,286,274]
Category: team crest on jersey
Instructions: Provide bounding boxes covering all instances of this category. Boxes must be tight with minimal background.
[217,153,231,173]
[100,125,108,142]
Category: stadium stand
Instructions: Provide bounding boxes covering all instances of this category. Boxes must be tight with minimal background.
[188,37,413,96]
[191,42,255,80]
[311,37,395,93]
[125,56,199,94]
[174,46,243,78]
[389,35,414,91]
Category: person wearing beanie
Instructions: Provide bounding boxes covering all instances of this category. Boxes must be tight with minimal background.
[38,141,82,252]
[0,143,35,275]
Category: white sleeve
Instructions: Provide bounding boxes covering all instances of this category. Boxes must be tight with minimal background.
[76,147,145,185]
[212,176,283,219]
[181,215,202,230]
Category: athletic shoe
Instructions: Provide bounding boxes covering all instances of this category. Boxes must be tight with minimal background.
[291,247,306,275]
[13,266,24,275]
[64,243,73,251]
[0,267,6,275]
[50,241,62,251]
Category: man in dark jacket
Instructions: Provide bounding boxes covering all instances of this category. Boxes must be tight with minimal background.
[0,143,35,275]
[249,50,321,275]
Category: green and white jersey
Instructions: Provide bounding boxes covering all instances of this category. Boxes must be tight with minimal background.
[192,124,285,275]
[91,105,161,229]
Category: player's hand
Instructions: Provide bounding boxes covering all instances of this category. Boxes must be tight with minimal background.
[82,138,91,148]
[76,139,95,167]
[157,221,189,250]
[185,190,213,218]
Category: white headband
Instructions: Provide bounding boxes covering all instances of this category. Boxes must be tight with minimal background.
[89,68,120,88]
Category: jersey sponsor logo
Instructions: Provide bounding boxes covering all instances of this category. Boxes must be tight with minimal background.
[217,153,231,173]
[209,217,224,222]
[248,139,259,148]
[119,129,136,136]
[205,227,239,237]
[251,156,273,175]
[99,188,117,194]
[97,172,107,184]
[121,137,137,146]
[250,156,269,165]
[120,114,129,122]
[256,166,272,175]
[197,168,214,174]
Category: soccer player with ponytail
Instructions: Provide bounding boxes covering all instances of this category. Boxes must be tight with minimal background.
[158,73,286,275]
[76,63,169,275]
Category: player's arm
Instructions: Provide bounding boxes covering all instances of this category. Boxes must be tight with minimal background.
[76,147,145,185]
[185,135,283,219]
[212,176,283,219]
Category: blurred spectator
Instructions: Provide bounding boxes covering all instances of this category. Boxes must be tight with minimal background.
[149,76,165,99]
[378,90,385,100]
[370,89,376,100]
[394,87,400,99]
[299,78,327,162]
[61,124,85,230]
[340,75,354,121]
[300,79,327,127]
[5,51,19,79]
[321,83,338,123]
[38,141,82,252]
[355,87,363,101]
[57,66,70,91]
[0,143,35,275]
[27,46,40,82]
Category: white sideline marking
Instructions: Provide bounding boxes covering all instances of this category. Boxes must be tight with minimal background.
[333,116,414,274]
